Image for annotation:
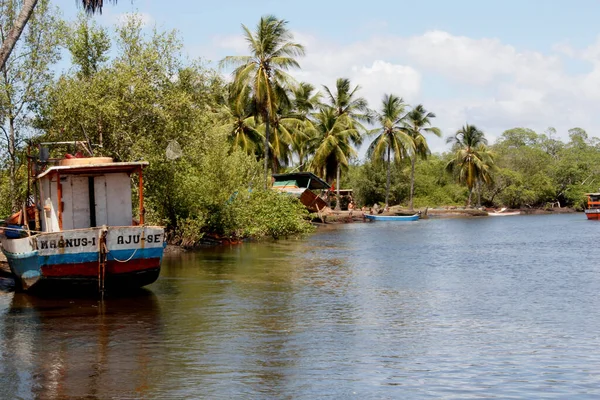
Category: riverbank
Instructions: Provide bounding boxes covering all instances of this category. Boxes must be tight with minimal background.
[318,205,576,224]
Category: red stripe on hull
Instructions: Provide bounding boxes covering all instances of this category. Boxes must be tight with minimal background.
[41,258,161,277]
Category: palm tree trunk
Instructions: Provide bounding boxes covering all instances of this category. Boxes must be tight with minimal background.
[409,155,416,210]
[477,179,482,207]
[467,188,472,207]
[264,112,270,189]
[335,163,341,211]
[385,145,391,207]
[0,0,37,71]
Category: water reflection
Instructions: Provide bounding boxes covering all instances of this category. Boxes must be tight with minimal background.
[2,215,600,397]
[0,290,163,399]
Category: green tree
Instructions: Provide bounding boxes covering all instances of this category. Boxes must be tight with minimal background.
[290,82,320,169]
[307,107,359,209]
[218,84,261,155]
[0,0,62,212]
[446,124,495,207]
[368,94,414,207]
[66,13,110,79]
[322,78,368,205]
[36,15,225,228]
[0,0,113,71]
[220,15,305,188]
[323,78,369,124]
[401,104,441,210]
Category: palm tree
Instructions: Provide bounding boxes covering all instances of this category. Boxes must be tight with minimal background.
[446,124,495,207]
[290,82,320,170]
[258,102,304,171]
[0,0,113,70]
[322,78,368,206]
[219,85,262,155]
[307,108,359,209]
[323,78,369,120]
[401,104,442,210]
[292,82,321,119]
[220,15,305,188]
[368,94,415,208]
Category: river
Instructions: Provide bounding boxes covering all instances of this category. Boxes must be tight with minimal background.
[1,213,600,399]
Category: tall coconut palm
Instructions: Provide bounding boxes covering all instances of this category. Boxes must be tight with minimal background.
[292,82,321,119]
[322,78,368,206]
[0,0,113,70]
[307,107,359,208]
[368,94,415,208]
[219,85,262,155]
[446,124,495,207]
[220,15,305,188]
[290,82,320,170]
[258,102,304,171]
[401,104,442,210]
[323,78,369,122]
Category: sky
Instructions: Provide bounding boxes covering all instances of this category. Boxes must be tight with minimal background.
[53,0,600,154]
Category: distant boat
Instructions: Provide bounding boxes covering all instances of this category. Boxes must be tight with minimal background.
[585,193,600,220]
[0,141,166,293]
[488,208,521,217]
[365,214,420,221]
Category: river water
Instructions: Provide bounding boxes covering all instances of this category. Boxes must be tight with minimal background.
[1,213,600,399]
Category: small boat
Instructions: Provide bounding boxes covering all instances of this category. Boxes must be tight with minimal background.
[585,193,600,220]
[0,141,166,293]
[488,208,521,217]
[365,214,420,221]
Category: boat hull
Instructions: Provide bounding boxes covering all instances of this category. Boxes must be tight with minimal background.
[365,214,420,221]
[488,211,521,216]
[1,226,165,292]
[585,209,600,220]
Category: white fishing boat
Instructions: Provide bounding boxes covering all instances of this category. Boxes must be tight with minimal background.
[0,142,165,293]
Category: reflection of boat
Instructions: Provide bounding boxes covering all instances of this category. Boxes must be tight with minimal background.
[365,214,420,221]
[2,291,163,399]
[0,142,166,292]
[585,193,600,220]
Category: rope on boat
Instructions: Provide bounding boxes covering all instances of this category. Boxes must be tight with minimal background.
[108,247,139,263]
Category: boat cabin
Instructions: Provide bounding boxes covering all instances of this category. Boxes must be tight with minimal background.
[586,193,600,209]
[36,159,146,232]
[272,172,330,212]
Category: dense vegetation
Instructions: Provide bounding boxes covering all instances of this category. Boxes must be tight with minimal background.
[0,11,598,246]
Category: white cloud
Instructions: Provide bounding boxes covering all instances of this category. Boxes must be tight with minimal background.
[212,34,248,54]
[350,60,421,107]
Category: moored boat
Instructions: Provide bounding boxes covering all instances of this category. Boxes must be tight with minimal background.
[0,141,166,293]
[365,214,420,221]
[585,193,600,220]
[488,211,521,216]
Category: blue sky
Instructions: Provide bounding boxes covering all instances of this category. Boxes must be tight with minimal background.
[53,0,600,153]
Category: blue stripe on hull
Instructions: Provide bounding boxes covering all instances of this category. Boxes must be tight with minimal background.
[36,246,165,266]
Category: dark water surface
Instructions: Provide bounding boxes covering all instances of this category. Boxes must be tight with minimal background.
[2,213,600,399]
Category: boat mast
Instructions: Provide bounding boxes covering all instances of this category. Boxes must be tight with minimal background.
[138,166,144,225]
[56,170,63,231]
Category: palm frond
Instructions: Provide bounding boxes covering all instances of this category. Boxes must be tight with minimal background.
[81,0,116,14]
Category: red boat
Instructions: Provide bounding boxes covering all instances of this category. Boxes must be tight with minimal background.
[585,193,600,220]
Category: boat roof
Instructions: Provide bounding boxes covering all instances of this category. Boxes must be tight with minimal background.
[586,193,600,196]
[37,161,149,179]
[272,172,330,190]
